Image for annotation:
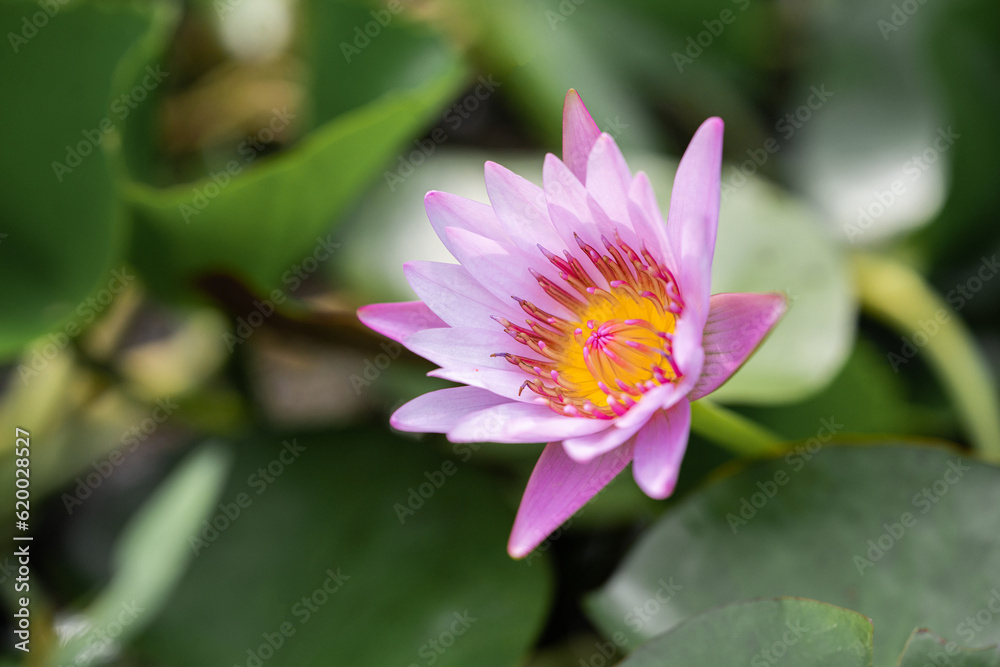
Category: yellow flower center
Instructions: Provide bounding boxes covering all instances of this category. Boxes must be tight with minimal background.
[493,232,682,419]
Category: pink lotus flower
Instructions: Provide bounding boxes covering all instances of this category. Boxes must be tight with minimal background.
[358,90,786,558]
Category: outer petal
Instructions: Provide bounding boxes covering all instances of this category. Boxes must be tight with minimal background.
[508,438,635,558]
[666,117,724,324]
[424,190,508,259]
[562,89,602,182]
[447,402,610,444]
[403,327,534,402]
[403,261,521,329]
[391,386,514,433]
[632,399,691,499]
[484,161,566,256]
[356,301,447,343]
[689,292,787,400]
[444,226,571,318]
[585,133,632,227]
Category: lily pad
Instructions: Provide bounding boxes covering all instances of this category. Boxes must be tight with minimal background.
[122,4,467,299]
[585,442,1000,667]
[0,0,161,358]
[619,598,873,667]
[135,427,551,666]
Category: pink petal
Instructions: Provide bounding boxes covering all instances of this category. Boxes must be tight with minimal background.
[561,413,648,463]
[356,301,447,343]
[632,399,691,499]
[666,117,724,324]
[628,171,677,274]
[484,161,566,256]
[404,261,521,329]
[402,326,517,374]
[444,226,572,318]
[428,366,535,404]
[562,89,602,182]
[447,402,610,444]
[508,438,635,558]
[391,387,514,433]
[424,190,509,259]
[585,134,633,228]
[542,153,606,253]
[689,292,787,400]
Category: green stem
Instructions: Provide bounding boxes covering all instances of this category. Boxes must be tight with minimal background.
[690,399,783,456]
[853,253,1000,460]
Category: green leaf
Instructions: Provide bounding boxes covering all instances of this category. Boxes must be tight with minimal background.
[136,428,551,666]
[619,598,873,667]
[121,8,467,299]
[898,629,1000,667]
[54,442,231,665]
[585,442,1000,667]
[0,0,161,359]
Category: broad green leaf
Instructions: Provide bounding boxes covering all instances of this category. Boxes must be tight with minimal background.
[53,442,231,665]
[898,629,1000,667]
[0,0,161,359]
[586,443,1000,667]
[136,428,551,666]
[121,7,467,299]
[619,598,873,667]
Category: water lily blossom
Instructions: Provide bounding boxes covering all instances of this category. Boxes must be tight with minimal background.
[358,90,786,558]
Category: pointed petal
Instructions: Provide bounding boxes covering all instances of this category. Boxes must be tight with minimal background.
[628,171,677,273]
[402,326,517,374]
[543,153,605,252]
[585,133,633,227]
[689,292,787,400]
[508,438,635,558]
[632,399,691,499]
[444,226,572,318]
[666,117,724,323]
[561,412,647,463]
[562,89,601,182]
[424,190,508,259]
[484,161,566,255]
[390,387,513,433]
[357,301,447,343]
[447,402,610,443]
[404,261,521,329]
